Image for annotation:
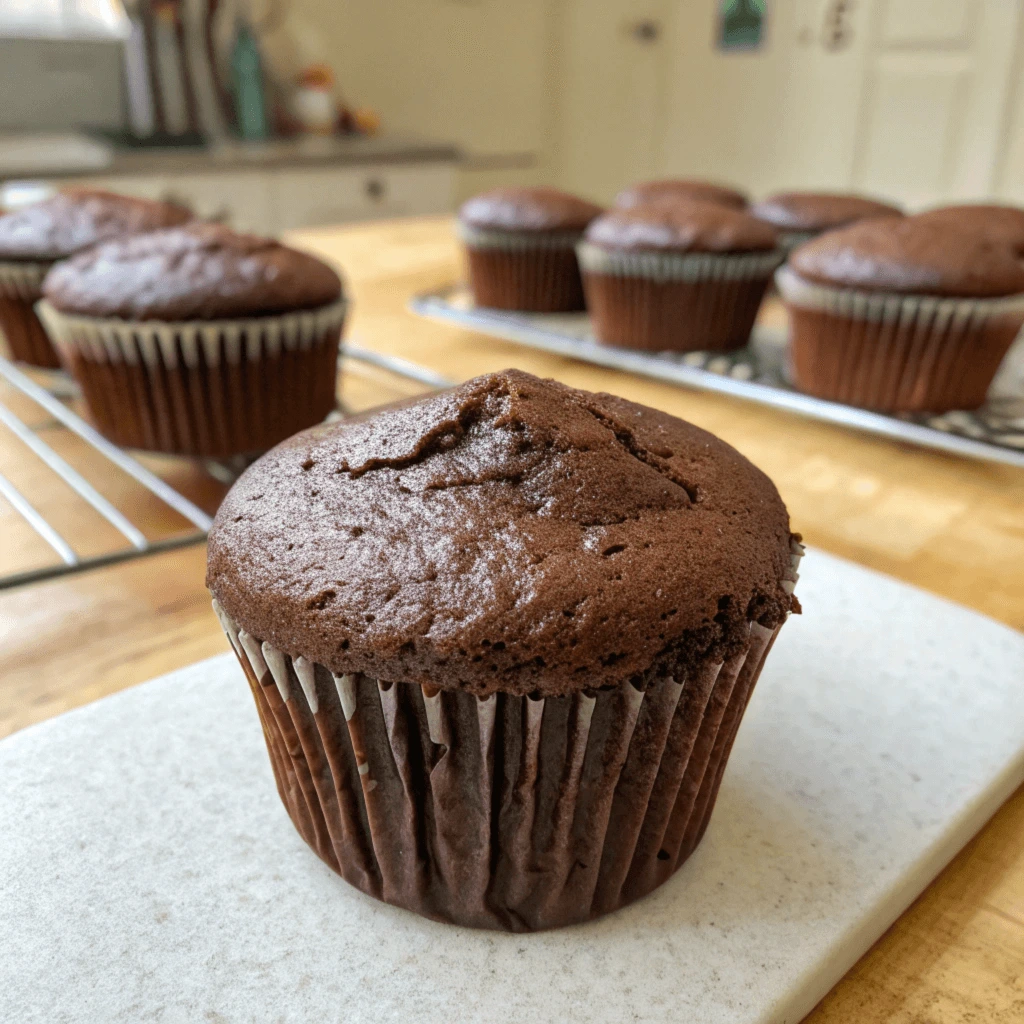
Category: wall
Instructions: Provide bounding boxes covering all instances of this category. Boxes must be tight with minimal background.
[270,0,555,200]
[264,0,1024,208]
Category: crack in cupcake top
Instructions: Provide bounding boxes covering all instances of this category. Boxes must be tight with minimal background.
[458,188,604,234]
[208,370,796,698]
[0,188,191,262]
[42,221,343,321]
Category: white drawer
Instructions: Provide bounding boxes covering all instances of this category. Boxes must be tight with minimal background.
[271,162,455,231]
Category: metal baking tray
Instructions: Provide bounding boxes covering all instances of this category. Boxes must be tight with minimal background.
[410,285,1024,469]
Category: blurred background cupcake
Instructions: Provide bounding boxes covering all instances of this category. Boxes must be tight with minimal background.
[0,189,191,369]
[41,222,346,459]
[615,179,748,211]
[578,201,783,353]
[750,191,903,252]
[778,217,1024,412]
[457,187,603,312]
[912,204,1024,255]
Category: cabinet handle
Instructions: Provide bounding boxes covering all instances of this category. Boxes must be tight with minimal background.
[365,178,386,202]
[630,20,661,43]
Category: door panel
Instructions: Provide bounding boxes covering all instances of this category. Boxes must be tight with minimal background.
[855,56,971,204]
[554,1,670,202]
[879,0,972,47]
[853,0,1019,205]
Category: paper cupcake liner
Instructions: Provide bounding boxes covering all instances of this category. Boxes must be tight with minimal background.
[0,259,51,301]
[458,222,588,311]
[577,243,785,284]
[578,244,784,353]
[211,540,802,932]
[0,260,61,368]
[777,266,1024,412]
[39,300,347,458]
[465,244,587,313]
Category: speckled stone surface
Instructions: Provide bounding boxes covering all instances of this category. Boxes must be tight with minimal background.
[4,548,1024,1024]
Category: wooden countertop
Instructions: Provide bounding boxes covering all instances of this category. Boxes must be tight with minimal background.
[2,216,1022,1022]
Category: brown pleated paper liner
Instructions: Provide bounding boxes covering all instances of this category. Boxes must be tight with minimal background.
[777,266,1024,413]
[39,301,347,458]
[459,224,587,312]
[578,243,784,353]
[0,260,61,368]
[210,540,802,932]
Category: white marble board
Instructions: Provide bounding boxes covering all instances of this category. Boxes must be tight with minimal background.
[3,548,1024,1024]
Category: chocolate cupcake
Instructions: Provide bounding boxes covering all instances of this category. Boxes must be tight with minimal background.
[615,179,748,211]
[41,222,345,458]
[779,217,1024,412]
[913,204,1024,254]
[750,191,903,252]
[457,187,603,312]
[208,370,801,931]
[0,188,190,368]
[578,201,784,352]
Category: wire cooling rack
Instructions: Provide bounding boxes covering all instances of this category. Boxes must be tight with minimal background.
[0,347,453,592]
[0,358,214,591]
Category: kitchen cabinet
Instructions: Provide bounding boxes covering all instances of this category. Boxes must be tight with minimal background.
[47,153,456,235]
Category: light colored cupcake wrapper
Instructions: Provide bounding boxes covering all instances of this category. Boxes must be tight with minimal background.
[37,299,348,369]
[0,259,52,302]
[776,265,1024,325]
[576,241,786,285]
[211,539,802,931]
[457,222,584,251]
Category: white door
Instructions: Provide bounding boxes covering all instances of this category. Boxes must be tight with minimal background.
[850,0,1021,206]
[557,0,1022,208]
[553,1,671,202]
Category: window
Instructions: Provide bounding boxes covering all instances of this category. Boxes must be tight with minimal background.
[0,0,128,40]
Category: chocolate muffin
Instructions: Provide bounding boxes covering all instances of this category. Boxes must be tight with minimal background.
[0,188,190,367]
[457,187,603,311]
[41,222,345,458]
[750,191,903,251]
[615,179,748,212]
[778,217,1024,412]
[913,203,1024,255]
[207,369,802,931]
[578,201,784,352]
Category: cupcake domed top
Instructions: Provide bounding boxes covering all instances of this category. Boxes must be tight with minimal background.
[584,201,778,254]
[913,204,1024,255]
[42,222,343,321]
[615,179,748,211]
[458,187,604,234]
[0,188,191,262]
[750,192,902,232]
[207,369,797,698]
[788,217,1024,297]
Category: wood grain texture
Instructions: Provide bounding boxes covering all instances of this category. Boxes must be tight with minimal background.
[1,216,1022,1022]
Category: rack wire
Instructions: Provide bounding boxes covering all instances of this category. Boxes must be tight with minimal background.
[0,347,453,592]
